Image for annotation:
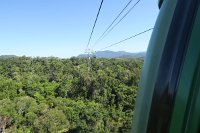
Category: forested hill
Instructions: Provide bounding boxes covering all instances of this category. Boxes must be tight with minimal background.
[0,56,143,133]
[78,51,146,58]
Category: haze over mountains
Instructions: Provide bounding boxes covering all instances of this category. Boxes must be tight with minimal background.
[78,50,146,58]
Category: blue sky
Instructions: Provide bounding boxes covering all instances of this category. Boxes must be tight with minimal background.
[0,0,159,58]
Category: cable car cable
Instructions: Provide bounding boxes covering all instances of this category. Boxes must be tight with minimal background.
[92,0,141,48]
[86,0,104,49]
[92,0,133,47]
[98,28,153,51]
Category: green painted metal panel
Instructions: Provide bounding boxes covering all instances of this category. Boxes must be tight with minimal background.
[169,6,200,133]
[132,0,177,132]
[185,80,200,133]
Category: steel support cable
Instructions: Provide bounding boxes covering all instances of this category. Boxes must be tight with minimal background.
[86,0,104,49]
[92,0,133,47]
[92,0,141,48]
[98,28,153,51]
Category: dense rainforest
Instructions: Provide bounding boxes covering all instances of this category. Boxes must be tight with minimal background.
[0,56,143,133]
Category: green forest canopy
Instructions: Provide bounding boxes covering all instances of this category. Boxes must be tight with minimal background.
[0,56,143,133]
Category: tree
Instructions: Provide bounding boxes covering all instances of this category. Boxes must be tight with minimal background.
[0,56,143,132]
[33,108,69,133]
[0,99,17,132]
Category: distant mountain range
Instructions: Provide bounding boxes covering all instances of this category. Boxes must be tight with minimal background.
[0,51,146,59]
[78,50,146,58]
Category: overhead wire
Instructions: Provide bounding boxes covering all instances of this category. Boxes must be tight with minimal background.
[91,0,133,47]
[98,28,153,51]
[86,0,104,49]
[92,0,141,48]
